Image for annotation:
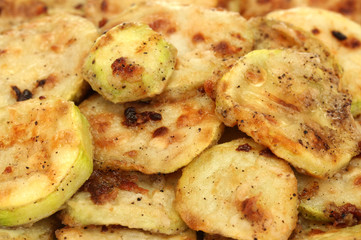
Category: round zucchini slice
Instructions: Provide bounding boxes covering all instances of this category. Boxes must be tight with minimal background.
[216,49,361,178]
[267,7,361,117]
[297,156,361,224]
[176,138,298,240]
[83,22,177,103]
[0,97,93,226]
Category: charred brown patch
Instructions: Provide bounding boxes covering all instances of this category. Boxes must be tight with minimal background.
[149,19,167,31]
[236,143,252,152]
[98,18,108,28]
[326,203,361,227]
[124,150,138,158]
[192,33,205,44]
[259,148,274,157]
[331,30,347,41]
[312,28,320,35]
[0,49,7,55]
[299,181,319,200]
[100,0,108,12]
[123,107,162,127]
[111,57,144,81]
[88,113,113,134]
[212,41,242,56]
[176,107,206,128]
[203,80,216,99]
[11,86,32,102]
[238,196,264,222]
[354,176,361,185]
[152,127,168,138]
[231,32,245,40]
[216,0,231,8]
[2,166,12,174]
[36,79,46,88]
[82,170,148,205]
[342,37,361,49]
[149,18,176,35]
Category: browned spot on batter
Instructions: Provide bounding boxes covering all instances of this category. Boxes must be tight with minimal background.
[343,37,361,49]
[216,0,231,8]
[149,18,176,34]
[326,203,361,227]
[259,148,274,157]
[176,107,207,128]
[236,143,252,152]
[124,150,138,158]
[192,33,205,43]
[2,166,12,174]
[245,69,264,85]
[111,57,144,82]
[299,181,319,200]
[100,0,108,12]
[213,40,242,56]
[88,113,114,134]
[312,28,320,35]
[98,18,108,28]
[82,170,148,205]
[203,80,216,99]
[123,107,162,127]
[238,196,264,222]
[152,126,169,138]
[354,176,361,185]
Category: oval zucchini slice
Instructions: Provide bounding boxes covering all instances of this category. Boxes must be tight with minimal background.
[83,22,177,103]
[297,156,361,224]
[79,91,223,174]
[216,49,360,178]
[101,1,253,100]
[61,170,187,235]
[267,7,361,117]
[0,13,98,108]
[175,138,298,240]
[0,97,93,226]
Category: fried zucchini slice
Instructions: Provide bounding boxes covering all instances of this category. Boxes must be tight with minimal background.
[0,13,98,108]
[60,170,186,235]
[56,226,196,240]
[0,216,59,240]
[0,97,93,226]
[83,22,177,103]
[79,91,223,174]
[101,1,253,99]
[267,7,361,117]
[297,156,361,224]
[175,138,298,240]
[216,49,360,177]
[249,17,342,78]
